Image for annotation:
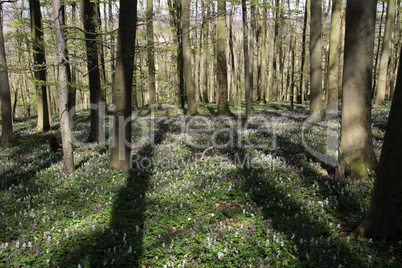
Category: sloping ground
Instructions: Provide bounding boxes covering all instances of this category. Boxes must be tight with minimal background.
[0,102,400,267]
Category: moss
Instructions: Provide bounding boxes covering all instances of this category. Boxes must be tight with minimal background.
[346,158,369,178]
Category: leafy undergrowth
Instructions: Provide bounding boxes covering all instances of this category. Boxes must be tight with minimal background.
[1,102,401,267]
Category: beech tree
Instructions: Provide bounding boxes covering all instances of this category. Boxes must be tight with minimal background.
[242,0,251,119]
[216,0,230,115]
[326,0,342,106]
[53,0,74,173]
[182,0,198,115]
[0,3,15,146]
[375,0,396,106]
[30,0,50,132]
[309,0,323,121]
[147,0,157,109]
[336,0,377,178]
[80,0,103,143]
[109,0,137,170]
[354,44,402,240]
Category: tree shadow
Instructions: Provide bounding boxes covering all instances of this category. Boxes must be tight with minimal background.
[56,119,169,267]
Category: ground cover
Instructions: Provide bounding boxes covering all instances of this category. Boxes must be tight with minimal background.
[0,102,400,267]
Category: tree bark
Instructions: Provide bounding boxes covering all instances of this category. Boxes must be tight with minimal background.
[182,0,198,115]
[242,0,251,119]
[202,0,209,103]
[30,0,50,132]
[216,0,231,115]
[147,0,157,109]
[80,0,103,143]
[309,0,323,121]
[298,0,309,104]
[0,5,16,146]
[336,0,377,179]
[326,0,341,107]
[109,0,137,170]
[53,0,74,173]
[375,0,396,106]
[354,44,402,240]
[258,1,267,103]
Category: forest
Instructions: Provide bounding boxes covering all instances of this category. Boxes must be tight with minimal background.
[0,0,402,266]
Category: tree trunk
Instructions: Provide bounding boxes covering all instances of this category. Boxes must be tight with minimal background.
[216,0,231,115]
[0,5,16,146]
[354,45,402,240]
[229,3,237,108]
[68,2,77,131]
[242,0,252,119]
[147,0,157,109]
[80,0,103,143]
[182,0,198,115]
[258,1,267,103]
[326,0,341,107]
[202,0,209,103]
[375,0,396,106]
[298,0,309,104]
[53,0,74,173]
[336,0,377,179]
[109,0,137,170]
[30,0,50,132]
[309,0,323,121]
[372,1,385,98]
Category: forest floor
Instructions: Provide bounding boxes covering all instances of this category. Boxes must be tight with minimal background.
[0,101,400,267]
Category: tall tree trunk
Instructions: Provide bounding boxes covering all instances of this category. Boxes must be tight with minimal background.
[109,0,137,170]
[375,0,396,106]
[298,0,309,104]
[336,0,377,179]
[80,0,103,143]
[229,2,237,108]
[242,0,252,119]
[183,0,198,115]
[53,0,74,173]
[258,1,267,103]
[309,0,323,121]
[354,44,402,240]
[147,0,157,109]
[202,0,209,103]
[68,2,77,131]
[326,0,342,107]
[30,0,50,132]
[216,0,231,115]
[0,5,15,146]
[372,1,385,98]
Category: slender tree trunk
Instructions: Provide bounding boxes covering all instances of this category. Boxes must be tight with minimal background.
[242,0,251,119]
[298,0,309,104]
[30,0,50,132]
[53,0,74,173]
[375,0,396,106]
[202,0,209,103]
[327,0,342,107]
[372,1,385,97]
[147,0,157,109]
[336,0,377,179]
[258,1,267,103]
[229,3,237,108]
[183,0,198,115]
[216,0,231,115]
[0,5,15,146]
[80,0,103,143]
[68,2,77,131]
[109,0,137,170]
[309,0,323,121]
